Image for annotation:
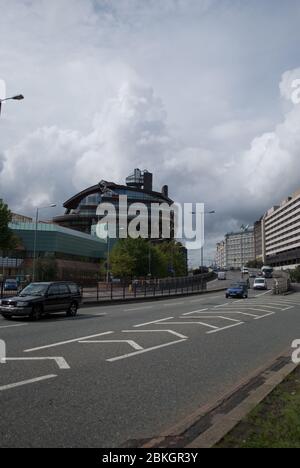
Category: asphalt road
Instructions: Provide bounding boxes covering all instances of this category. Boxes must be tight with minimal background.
[0,275,299,447]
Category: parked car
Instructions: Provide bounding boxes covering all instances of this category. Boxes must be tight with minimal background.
[253,278,268,290]
[250,272,256,279]
[226,283,248,299]
[4,278,19,291]
[0,282,82,320]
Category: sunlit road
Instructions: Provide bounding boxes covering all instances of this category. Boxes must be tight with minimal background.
[0,283,299,447]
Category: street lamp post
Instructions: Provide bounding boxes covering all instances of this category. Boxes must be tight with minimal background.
[191,210,216,270]
[32,204,56,282]
[0,94,24,116]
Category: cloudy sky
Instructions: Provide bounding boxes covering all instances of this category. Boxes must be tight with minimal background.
[0,0,300,265]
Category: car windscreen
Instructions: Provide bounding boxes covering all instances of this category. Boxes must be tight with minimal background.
[19,283,49,297]
[255,279,265,283]
[230,284,242,288]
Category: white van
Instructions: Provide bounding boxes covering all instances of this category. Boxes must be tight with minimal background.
[218,271,227,280]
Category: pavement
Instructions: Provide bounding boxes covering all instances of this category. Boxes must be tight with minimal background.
[0,272,299,447]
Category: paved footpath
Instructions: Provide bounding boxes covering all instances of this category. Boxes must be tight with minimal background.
[0,287,299,447]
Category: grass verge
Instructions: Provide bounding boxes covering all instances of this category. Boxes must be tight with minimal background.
[216,365,300,448]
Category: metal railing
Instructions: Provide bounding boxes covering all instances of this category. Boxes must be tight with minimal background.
[0,273,218,302]
[81,273,215,303]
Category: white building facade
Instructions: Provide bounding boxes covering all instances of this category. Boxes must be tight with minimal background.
[215,228,255,270]
[262,189,300,268]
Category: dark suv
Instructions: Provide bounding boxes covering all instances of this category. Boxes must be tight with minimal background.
[0,282,82,320]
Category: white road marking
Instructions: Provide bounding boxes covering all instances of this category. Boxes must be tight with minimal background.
[223,304,282,311]
[79,339,143,351]
[0,323,28,330]
[0,375,57,392]
[207,322,244,334]
[182,309,208,316]
[164,302,184,307]
[204,310,260,318]
[1,356,70,369]
[24,331,114,353]
[124,306,154,312]
[189,296,220,303]
[164,321,219,330]
[254,312,275,320]
[255,291,271,297]
[107,339,187,362]
[89,313,108,317]
[214,303,229,308]
[236,304,284,311]
[122,329,188,339]
[217,316,242,323]
[134,317,173,328]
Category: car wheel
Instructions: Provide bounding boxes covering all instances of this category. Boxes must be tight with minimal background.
[31,305,42,321]
[67,302,78,317]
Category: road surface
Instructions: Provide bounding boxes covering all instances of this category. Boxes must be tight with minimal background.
[0,283,299,447]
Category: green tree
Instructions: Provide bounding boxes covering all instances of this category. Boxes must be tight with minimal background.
[110,238,150,279]
[36,256,57,281]
[0,200,19,260]
[290,266,300,283]
[246,259,263,269]
[110,238,187,279]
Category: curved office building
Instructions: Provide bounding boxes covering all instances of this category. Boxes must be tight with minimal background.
[53,169,174,237]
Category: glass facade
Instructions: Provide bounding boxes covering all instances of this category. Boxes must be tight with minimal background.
[9,222,106,261]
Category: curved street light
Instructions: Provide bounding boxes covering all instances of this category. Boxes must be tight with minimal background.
[0,94,24,116]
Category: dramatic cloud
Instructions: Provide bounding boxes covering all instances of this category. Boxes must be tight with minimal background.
[0,0,300,264]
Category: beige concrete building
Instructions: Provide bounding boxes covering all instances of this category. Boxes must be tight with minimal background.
[262,189,300,268]
[215,228,255,269]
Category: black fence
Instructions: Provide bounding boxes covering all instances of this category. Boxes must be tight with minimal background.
[81,273,215,303]
[0,272,218,303]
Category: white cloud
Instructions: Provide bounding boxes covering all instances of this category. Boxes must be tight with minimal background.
[0,1,300,264]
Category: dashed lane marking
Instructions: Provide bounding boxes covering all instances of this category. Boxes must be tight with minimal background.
[124,306,154,312]
[106,339,187,363]
[122,329,188,339]
[134,317,174,328]
[0,375,57,392]
[24,331,114,353]
[162,321,219,330]
[206,322,244,334]
[0,323,28,330]
[79,339,143,351]
[1,356,70,369]
[182,309,208,316]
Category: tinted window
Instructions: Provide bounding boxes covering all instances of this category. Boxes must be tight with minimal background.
[68,284,80,294]
[48,285,61,296]
[20,283,49,297]
[59,284,70,294]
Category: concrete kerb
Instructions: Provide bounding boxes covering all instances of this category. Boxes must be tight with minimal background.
[141,347,298,449]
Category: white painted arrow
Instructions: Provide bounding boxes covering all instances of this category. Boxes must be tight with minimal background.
[0,356,70,369]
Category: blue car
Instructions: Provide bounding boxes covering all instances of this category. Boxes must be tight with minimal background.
[226,283,248,299]
[4,279,19,292]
